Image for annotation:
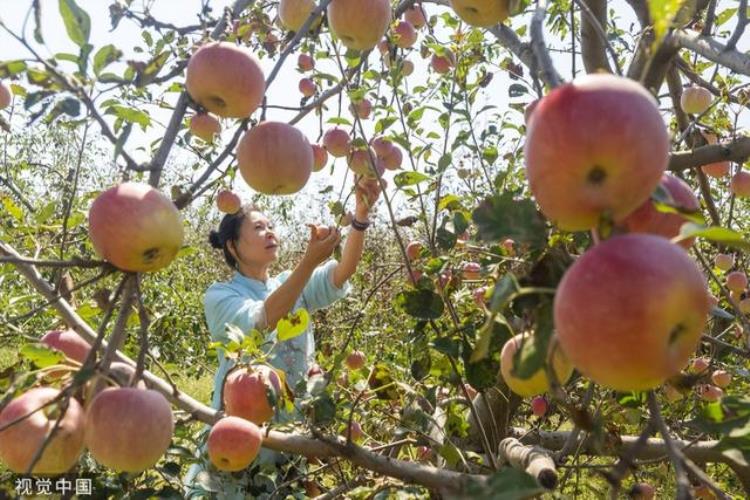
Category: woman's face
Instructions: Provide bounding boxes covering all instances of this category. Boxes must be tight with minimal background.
[231,211,279,266]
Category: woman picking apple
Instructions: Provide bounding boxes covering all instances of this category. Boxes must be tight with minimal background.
[184,177,381,497]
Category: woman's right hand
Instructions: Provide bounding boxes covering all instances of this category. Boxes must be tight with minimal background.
[303,225,341,267]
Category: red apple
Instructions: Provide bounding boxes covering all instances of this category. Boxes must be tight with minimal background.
[279,0,318,32]
[392,21,417,48]
[307,363,324,377]
[40,329,90,364]
[555,234,710,391]
[299,77,316,97]
[347,420,364,442]
[350,98,373,120]
[0,388,85,474]
[700,132,730,178]
[84,387,174,473]
[416,445,433,461]
[408,269,423,284]
[620,173,699,248]
[462,262,481,280]
[216,189,242,214]
[345,350,366,370]
[377,39,390,55]
[404,5,427,29]
[500,333,573,397]
[690,356,710,373]
[680,85,712,115]
[186,42,265,118]
[327,0,392,51]
[630,483,656,500]
[0,81,10,110]
[438,270,452,289]
[525,74,669,231]
[714,253,734,271]
[711,369,731,388]
[88,182,184,272]
[450,0,509,27]
[312,144,328,172]
[371,136,393,157]
[530,396,548,417]
[406,241,423,261]
[697,384,723,402]
[223,365,281,425]
[190,113,221,143]
[382,146,403,170]
[731,171,750,197]
[298,53,315,72]
[237,121,313,195]
[207,416,263,472]
[431,50,455,74]
[401,59,415,76]
[347,147,383,177]
[726,271,747,292]
[502,238,515,254]
[323,127,351,157]
[707,294,719,308]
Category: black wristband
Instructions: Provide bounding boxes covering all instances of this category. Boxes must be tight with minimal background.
[351,218,370,231]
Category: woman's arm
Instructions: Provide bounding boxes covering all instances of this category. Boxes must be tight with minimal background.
[262,228,341,330]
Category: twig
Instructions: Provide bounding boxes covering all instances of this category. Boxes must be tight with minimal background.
[647,392,691,499]
[0,256,106,268]
[530,1,564,89]
[724,0,747,51]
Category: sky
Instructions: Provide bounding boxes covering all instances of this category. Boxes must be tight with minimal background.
[0,1,747,227]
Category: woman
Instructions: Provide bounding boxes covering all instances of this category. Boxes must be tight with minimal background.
[184,178,381,498]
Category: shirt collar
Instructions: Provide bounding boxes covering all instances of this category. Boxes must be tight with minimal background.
[231,271,270,291]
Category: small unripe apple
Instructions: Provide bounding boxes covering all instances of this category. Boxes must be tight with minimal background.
[347,420,363,442]
[697,384,723,402]
[726,271,748,292]
[630,482,656,500]
[711,369,731,388]
[347,147,384,177]
[0,81,11,110]
[462,262,481,280]
[350,98,373,120]
[404,5,427,29]
[207,416,262,472]
[299,77,316,97]
[530,396,548,417]
[377,39,390,55]
[431,51,455,74]
[680,85,712,115]
[392,21,417,48]
[190,113,221,143]
[707,294,719,308]
[700,132,730,178]
[311,144,328,172]
[216,190,242,214]
[406,241,423,261]
[345,350,366,370]
[715,253,734,271]
[731,171,750,197]
[323,127,351,157]
[298,53,315,72]
[438,270,452,289]
[501,238,515,254]
[690,356,710,373]
[401,59,415,76]
[500,333,574,397]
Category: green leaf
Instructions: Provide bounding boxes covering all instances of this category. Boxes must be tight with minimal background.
[395,289,444,320]
[394,171,430,187]
[105,105,151,130]
[468,468,545,499]
[648,0,686,44]
[277,308,309,341]
[58,0,91,47]
[93,44,122,76]
[431,337,461,358]
[20,344,65,368]
[473,193,547,250]
[674,223,750,251]
[511,301,553,380]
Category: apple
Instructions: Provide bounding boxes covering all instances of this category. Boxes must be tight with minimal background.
[223,365,281,425]
[711,369,731,388]
[731,171,750,197]
[392,21,417,48]
[237,121,313,195]
[382,146,403,170]
[680,85,712,115]
[401,59,415,76]
[0,81,11,110]
[190,113,221,144]
[40,329,90,364]
[307,363,324,377]
[715,253,734,271]
[312,144,328,172]
[524,99,539,125]
[207,416,262,472]
[530,396,548,417]
[462,262,481,280]
[371,136,393,157]
[186,42,265,118]
[664,383,684,402]
[0,388,85,474]
[697,384,723,402]
[630,482,656,500]
[555,234,710,391]
[431,50,455,74]
[323,127,351,158]
[345,350,366,370]
[408,269,423,284]
[84,387,173,473]
[347,420,364,442]
[700,132,730,178]
[707,294,719,308]
[299,77,316,97]
[279,0,319,32]
[526,74,669,231]
[339,212,353,227]
[690,356,710,373]
[502,238,515,254]
[298,53,315,72]
[731,290,743,304]
[726,271,747,292]
[88,182,184,273]
[619,173,699,248]
[449,0,509,27]
[350,98,373,120]
[327,0,392,51]
[500,333,574,397]
[216,189,242,214]
[406,241,423,261]
[404,5,427,29]
[463,383,478,400]
[377,39,390,55]
[438,270,452,289]
[347,147,384,177]
[473,286,488,307]
[416,445,433,462]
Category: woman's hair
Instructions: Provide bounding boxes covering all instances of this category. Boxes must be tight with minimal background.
[208,203,261,269]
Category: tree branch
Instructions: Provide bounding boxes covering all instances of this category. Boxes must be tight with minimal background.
[668,136,750,172]
[530,1,564,89]
[671,29,750,76]
[498,437,558,489]
[578,0,613,74]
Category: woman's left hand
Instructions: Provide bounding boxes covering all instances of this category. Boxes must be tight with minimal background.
[354,176,383,216]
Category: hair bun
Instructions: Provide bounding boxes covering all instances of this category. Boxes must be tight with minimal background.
[208,230,223,249]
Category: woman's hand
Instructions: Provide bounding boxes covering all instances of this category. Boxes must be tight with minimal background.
[303,224,341,267]
[354,177,383,219]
